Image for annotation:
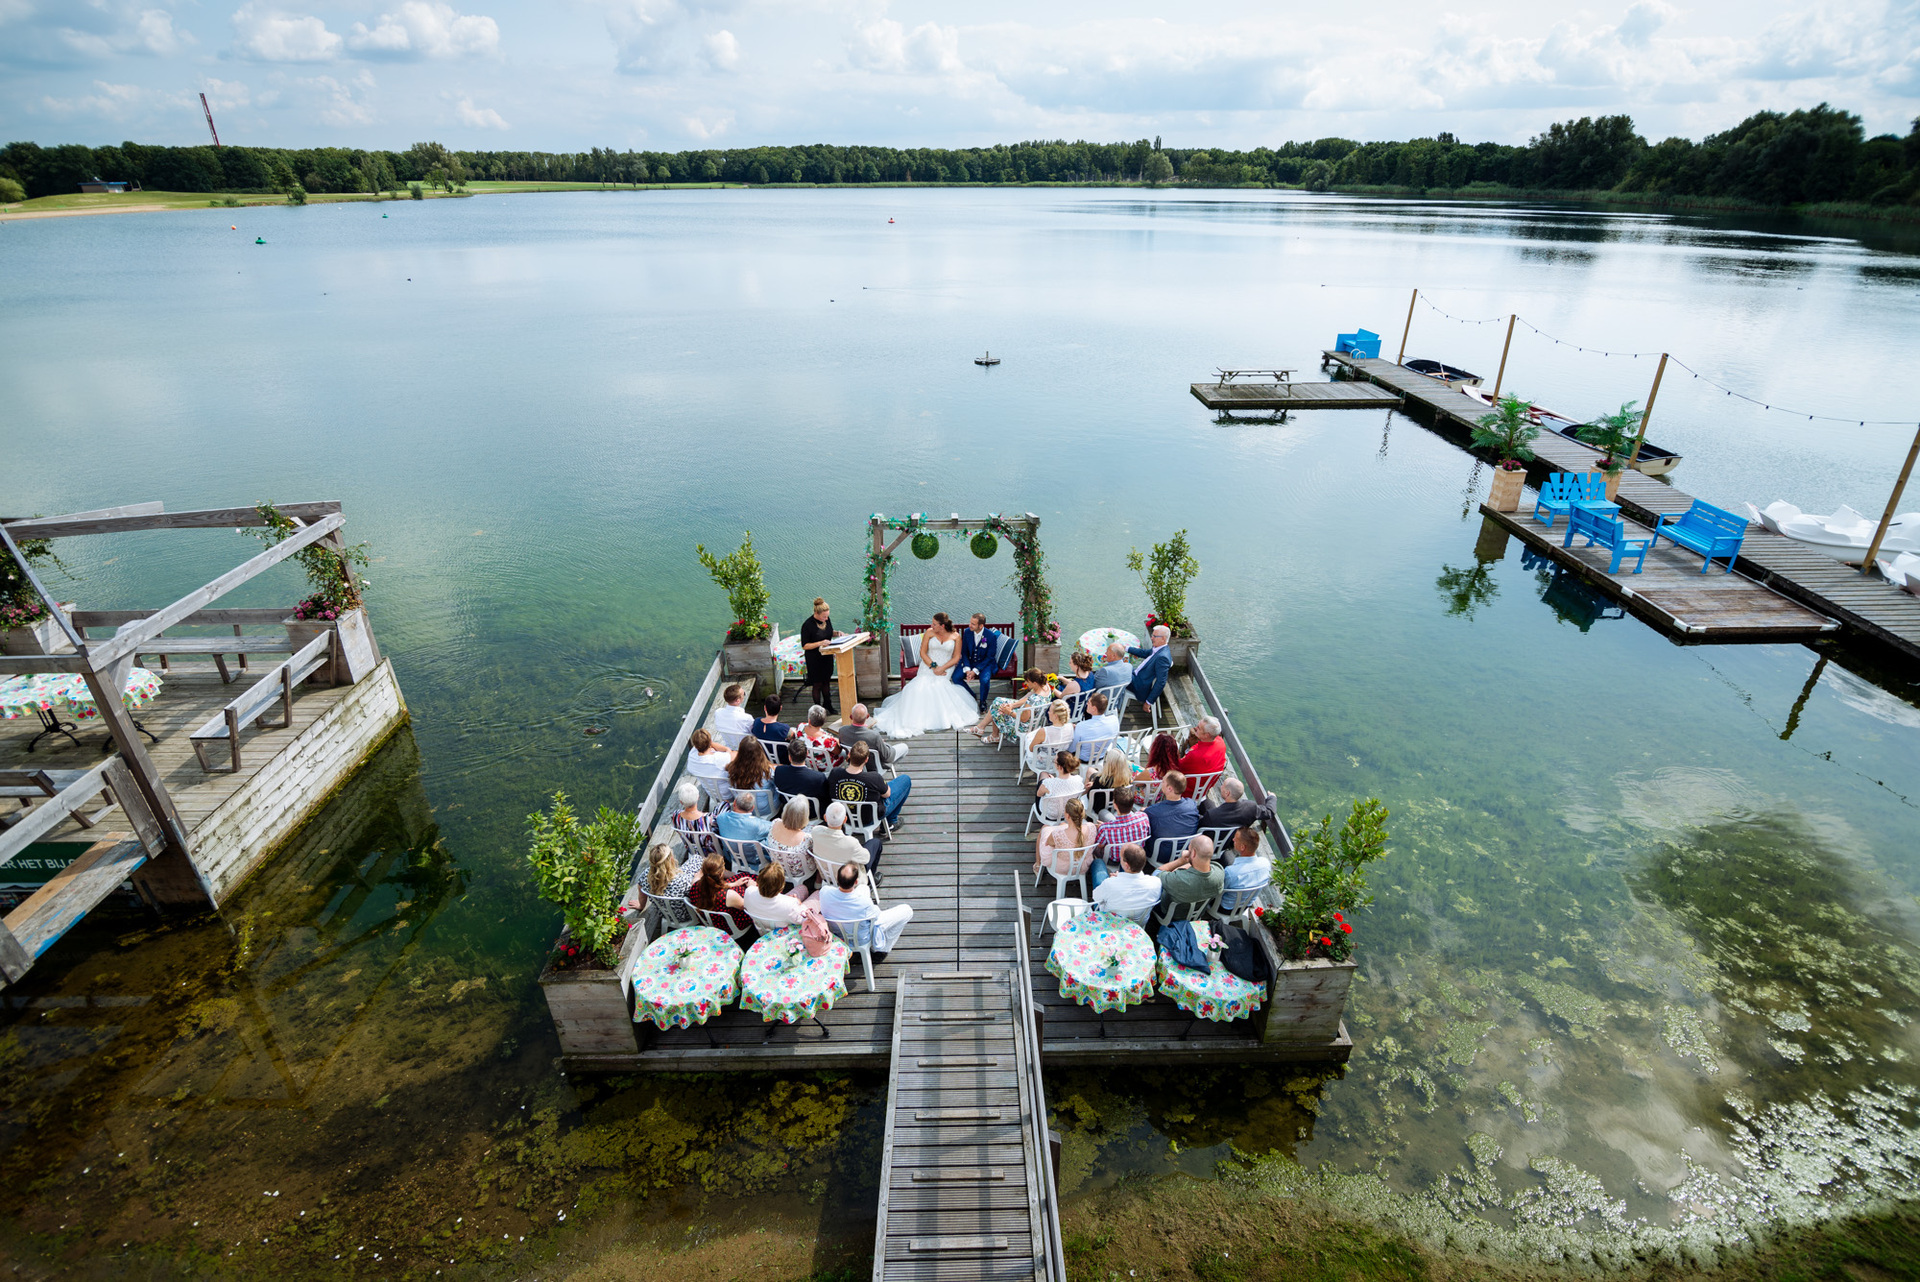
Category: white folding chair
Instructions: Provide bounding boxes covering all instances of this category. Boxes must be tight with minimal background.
[766,838,814,885]
[804,737,838,772]
[842,797,886,843]
[819,906,878,992]
[1025,782,1086,836]
[1017,724,1072,784]
[1153,890,1220,930]
[694,903,753,943]
[1075,732,1118,765]
[775,790,821,824]
[1149,834,1195,867]
[812,851,878,900]
[1105,686,1132,726]
[670,814,714,858]
[644,889,692,929]
[1033,842,1096,907]
[712,726,747,751]
[1212,882,1265,924]
[687,760,733,811]
[1063,687,1094,722]
[1197,825,1238,855]
[1186,770,1226,803]
[715,835,765,874]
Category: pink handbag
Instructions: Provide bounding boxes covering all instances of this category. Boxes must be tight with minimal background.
[800,907,832,958]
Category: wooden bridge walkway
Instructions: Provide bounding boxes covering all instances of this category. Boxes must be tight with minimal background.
[1324,350,1920,660]
[1189,380,1401,412]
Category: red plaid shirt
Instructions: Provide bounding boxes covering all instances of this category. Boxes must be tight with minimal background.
[1094,811,1150,861]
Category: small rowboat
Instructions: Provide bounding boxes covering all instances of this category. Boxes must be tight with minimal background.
[1553,423,1684,476]
[1407,358,1481,387]
[974,351,1000,366]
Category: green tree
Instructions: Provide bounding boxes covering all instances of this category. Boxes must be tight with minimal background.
[695,531,772,641]
[1470,395,1539,469]
[1577,400,1641,473]
[0,177,23,204]
[525,792,643,965]
[1143,152,1173,186]
[1127,530,1200,637]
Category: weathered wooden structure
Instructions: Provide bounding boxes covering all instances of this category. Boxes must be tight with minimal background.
[1323,350,1920,660]
[0,500,408,987]
[1189,379,1402,412]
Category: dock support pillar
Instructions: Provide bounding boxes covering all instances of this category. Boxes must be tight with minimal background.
[1861,421,1920,574]
[1491,314,1515,399]
[1396,288,1417,364]
[1625,352,1669,473]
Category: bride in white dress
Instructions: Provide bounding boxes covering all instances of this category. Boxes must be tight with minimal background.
[873,613,984,738]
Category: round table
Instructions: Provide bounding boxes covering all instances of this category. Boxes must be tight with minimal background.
[1156,922,1265,1024]
[1076,627,1139,661]
[1046,907,1155,1014]
[629,925,743,1030]
[0,667,162,751]
[739,925,850,1024]
[772,633,806,685]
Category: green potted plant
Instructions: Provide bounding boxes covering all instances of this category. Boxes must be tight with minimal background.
[249,503,380,684]
[1576,400,1641,501]
[1470,395,1540,512]
[0,531,76,656]
[1127,529,1201,667]
[529,791,648,1058]
[696,531,774,678]
[1249,798,1389,1047]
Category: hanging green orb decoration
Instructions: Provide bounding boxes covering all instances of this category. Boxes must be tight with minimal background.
[970,531,999,559]
[911,531,940,560]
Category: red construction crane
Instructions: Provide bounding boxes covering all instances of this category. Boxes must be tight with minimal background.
[200,93,221,147]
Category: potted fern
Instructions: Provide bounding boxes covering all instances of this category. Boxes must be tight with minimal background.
[1471,396,1540,512]
[1576,401,1641,501]
[697,531,774,677]
[1127,529,1201,668]
[530,792,648,1058]
[1248,798,1389,1047]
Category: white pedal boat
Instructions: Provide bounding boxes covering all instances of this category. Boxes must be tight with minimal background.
[1877,550,1920,595]
[1745,501,1920,565]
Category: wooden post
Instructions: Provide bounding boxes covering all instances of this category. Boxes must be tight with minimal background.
[1862,422,1920,575]
[79,661,206,902]
[1625,352,1669,473]
[1395,289,1417,365]
[1491,314,1515,399]
[831,644,859,723]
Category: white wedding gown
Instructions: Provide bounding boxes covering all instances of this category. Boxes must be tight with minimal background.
[873,635,983,737]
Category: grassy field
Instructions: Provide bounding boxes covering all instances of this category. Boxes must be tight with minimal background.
[464,180,732,193]
[0,187,472,217]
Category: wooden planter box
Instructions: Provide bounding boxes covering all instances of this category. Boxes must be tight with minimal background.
[722,636,773,678]
[1166,636,1199,670]
[853,640,886,699]
[1023,642,1061,676]
[1247,913,1355,1050]
[1487,465,1526,513]
[537,924,646,1059]
[286,607,380,685]
[1,603,76,656]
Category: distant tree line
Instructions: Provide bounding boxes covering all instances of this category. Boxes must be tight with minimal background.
[4,104,1917,209]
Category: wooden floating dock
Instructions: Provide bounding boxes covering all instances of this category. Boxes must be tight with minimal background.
[1190,380,1402,412]
[1323,351,1920,661]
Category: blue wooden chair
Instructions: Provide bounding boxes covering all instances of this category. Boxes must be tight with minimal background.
[1653,500,1747,573]
[1532,472,1607,527]
[1564,506,1653,575]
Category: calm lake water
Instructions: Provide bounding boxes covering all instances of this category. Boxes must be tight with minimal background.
[4,188,1919,1274]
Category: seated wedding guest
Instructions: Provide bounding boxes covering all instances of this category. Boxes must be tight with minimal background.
[829,740,911,829]
[1034,797,1098,882]
[799,705,842,766]
[1221,827,1272,905]
[1035,750,1085,823]
[1060,650,1097,699]
[686,727,733,767]
[727,734,777,816]
[669,781,715,856]
[1092,787,1149,885]
[686,854,754,932]
[974,668,1052,746]
[1026,699,1074,759]
[818,861,914,959]
[1145,773,1200,850]
[644,840,698,916]
[765,796,816,885]
[742,862,812,934]
[1198,776,1260,836]
[1140,732,1181,782]
[774,734,830,809]
[1071,691,1119,762]
[712,683,755,748]
[1090,642,1133,692]
[840,702,907,765]
[753,695,793,752]
[1156,834,1224,908]
[714,792,772,846]
[1127,625,1173,708]
[1086,747,1134,813]
[1176,716,1227,796]
[1091,843,1161,920]
[811,800,881,877]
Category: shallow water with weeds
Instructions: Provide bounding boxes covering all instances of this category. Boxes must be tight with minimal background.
[3,188,1918,1274]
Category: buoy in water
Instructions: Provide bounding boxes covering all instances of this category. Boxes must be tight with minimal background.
[254,237,265,244]
[231,225,237,230]
[888,217,895,224]
[974,351,1000,366]
[382,213,388,218]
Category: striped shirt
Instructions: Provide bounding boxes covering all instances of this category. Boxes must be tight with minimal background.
[1094,811,1150,860]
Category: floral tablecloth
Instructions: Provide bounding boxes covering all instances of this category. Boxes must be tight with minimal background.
[1046,907,1155,1013]
[1076,627,1139,661]
[630,926,743,1030]
[1156,922,1265,1024]
[772,633,806,684]
[740,925,850,1024]
[0,668,163,720]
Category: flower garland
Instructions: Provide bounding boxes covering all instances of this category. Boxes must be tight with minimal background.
[862,514,1059,644]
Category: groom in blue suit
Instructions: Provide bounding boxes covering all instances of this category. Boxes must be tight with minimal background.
[952,612,1001,713]
[1127,625,1173,708]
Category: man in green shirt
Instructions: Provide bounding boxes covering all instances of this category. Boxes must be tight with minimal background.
[1155,833,1224,910]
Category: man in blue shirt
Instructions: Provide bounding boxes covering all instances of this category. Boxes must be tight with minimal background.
[1070,691,1119,761]
[713,794,772,844]
[1143,771,1199,855]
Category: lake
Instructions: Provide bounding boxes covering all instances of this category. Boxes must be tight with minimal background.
[3,187,1918,1275]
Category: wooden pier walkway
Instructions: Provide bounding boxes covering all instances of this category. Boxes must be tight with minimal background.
[1190,380,1402,412]
[872,964,1063,1281]
[1323,351,1920,660]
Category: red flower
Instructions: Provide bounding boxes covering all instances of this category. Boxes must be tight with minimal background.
[1320,936,1333,946]
[1340,922,1352,934]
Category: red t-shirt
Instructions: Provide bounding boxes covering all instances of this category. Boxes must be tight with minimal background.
[1176,739,1226,796]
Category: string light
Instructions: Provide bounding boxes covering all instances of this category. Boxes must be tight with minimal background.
[1417,295,1505,325]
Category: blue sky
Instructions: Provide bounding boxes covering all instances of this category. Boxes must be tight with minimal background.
[3,0,1917,150]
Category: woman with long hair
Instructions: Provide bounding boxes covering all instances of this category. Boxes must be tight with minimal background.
[686,853,754,932]
[972,668,1053,745]
[1033,797,1096,879]
[645,840,698,925]
[727,734,776,816]
[1141,732,1181,781]
[872,610,984,738]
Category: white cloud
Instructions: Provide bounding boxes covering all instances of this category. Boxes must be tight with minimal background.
[701,28,737,71]
[850,18,963,75]
[231,3,342,61]
[39,78,182,119]
[297,67,377,123]
[597,0,738,75]
[201,76,252,110]
[455,94,508,127]
[0,0,189,65]
[347,2,500,60]
[682,108,732,139]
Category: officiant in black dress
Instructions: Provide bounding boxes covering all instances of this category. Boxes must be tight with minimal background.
[799,596,842,714]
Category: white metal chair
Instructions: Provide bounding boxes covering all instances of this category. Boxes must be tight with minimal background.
[715,835,766,874]
[1018,723,1073,784]
[1149,834,1195,867]
[693,902,753,943]
[818,902,879,992]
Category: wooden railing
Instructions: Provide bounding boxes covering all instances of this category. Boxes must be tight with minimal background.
[1011,878,1068,1282]
[626,651,726,884]
[1185,649,1292,857]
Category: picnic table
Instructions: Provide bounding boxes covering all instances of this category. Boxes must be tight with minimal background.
[1155,921,1264,1025]
[1076,627,1139,660]
[1046,907,1155,1015]
[0,668,162,751]
[629,925,743,1031]
[739,925,850,1028]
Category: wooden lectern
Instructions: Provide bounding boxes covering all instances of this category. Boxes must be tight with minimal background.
[822,632,869,724]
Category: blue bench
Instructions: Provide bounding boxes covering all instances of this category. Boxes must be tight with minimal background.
[1652,500,1746,573]
[1531,472,1607,527]
[1564,505,1653,574]
[1335,328,1381,359]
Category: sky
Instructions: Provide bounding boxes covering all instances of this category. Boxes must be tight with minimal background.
[3,0,1918,152]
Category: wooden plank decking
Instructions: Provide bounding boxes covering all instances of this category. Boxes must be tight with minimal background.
[1190,380,1402,412]
[1324,350,1920,660]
